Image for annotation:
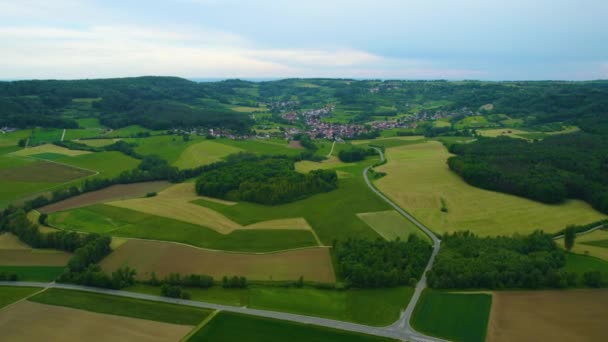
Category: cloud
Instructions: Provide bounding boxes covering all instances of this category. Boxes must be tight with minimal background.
[0,24,485,79]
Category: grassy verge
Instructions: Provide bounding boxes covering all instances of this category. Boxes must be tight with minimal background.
[29,288,211,325]
[411,290,491,342]
[0,286,41,309]
[126,284,413,326]
[0,266,65,282]
[188,311,397,342]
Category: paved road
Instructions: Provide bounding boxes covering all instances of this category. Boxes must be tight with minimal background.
[0,281,437,341]
[364,147,444,341]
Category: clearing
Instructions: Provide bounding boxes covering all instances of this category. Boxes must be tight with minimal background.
[0,300,192,342]
[487,289,608,342]
[412,290,491,342]
[375,141,607,236]
[100,239,335,282]
[39,181,171,213]
[188,311,396,342]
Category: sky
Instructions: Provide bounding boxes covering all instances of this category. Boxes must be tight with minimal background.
[0,0,607,80]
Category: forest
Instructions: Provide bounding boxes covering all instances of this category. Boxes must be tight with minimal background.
[333,236,432,288]
[195,153,338,205]
[2,77,608,132]
[426,231,607,289]
[448,133,608,213]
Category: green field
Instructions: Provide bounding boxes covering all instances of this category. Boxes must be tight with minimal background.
[28,128,63,146]
[0,266,65,281]
[562,253,608,277]
[127,285,412,326]
[412,291,492,342]
[194,160,388,245]
[0,154,94,208]
[375,141,607,236]
[0,286,41,309]
[126,135,201,164]
[357,210,430,242]
[189,311,396,342]
[581,239,608,249]
[104,125,154,138]
[54,151,139,178]
[173,140,243,169]
[49,204,318,252]
[217,138,301,156]
[29,288,210,325]
[0,130,30,147]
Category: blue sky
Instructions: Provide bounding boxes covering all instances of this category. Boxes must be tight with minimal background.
[0,0,606,80]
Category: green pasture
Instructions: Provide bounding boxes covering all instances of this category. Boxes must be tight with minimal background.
[412,290,492,342]
[188,311,396,342]
[0,266,65,282]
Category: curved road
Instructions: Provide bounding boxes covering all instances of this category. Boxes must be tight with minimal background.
[0,148,446,342]
[364,148,444,341]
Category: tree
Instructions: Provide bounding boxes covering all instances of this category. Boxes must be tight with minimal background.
[564,226,576,251]
[38,213,48,225]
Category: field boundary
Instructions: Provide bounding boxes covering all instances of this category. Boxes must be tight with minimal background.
[179,309,219,342]
[0,286,48,314]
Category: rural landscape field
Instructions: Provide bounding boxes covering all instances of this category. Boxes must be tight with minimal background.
[2,1,608,341]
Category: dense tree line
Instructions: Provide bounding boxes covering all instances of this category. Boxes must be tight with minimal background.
[195,153,338,205]
[338,146,375,162]
[428,231,579,289]
[334,236,432,288]
[448,133,608,213]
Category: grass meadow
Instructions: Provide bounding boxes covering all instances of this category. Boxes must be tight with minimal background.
[375,141,607,236]
[188,311,397,342]
[29,288,211,325]
[412,290,492,342]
